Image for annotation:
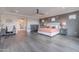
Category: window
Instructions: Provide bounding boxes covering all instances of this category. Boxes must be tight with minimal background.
[69,14,76,19]
[51,18,55,21]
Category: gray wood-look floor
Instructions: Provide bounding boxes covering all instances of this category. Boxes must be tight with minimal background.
[0,31,79,52]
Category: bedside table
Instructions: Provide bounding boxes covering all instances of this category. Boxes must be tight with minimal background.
[60,28,67,35]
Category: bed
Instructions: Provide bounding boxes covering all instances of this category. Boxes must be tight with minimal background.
[38,27,59,37]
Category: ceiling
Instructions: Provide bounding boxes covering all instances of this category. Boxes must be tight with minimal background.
[0,7,79,18]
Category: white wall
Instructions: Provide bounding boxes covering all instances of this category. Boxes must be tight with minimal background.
[27,16,39,32]
[0,12,27,33]
[0,12,40,33]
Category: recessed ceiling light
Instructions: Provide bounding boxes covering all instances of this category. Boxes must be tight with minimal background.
[15,10,19,13]
[14,10,19,13]
[62,7,66,9]
[9,10,19,13]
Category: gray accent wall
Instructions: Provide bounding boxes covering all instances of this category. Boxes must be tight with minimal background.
[67,17,78,36]
[63,12,79,36]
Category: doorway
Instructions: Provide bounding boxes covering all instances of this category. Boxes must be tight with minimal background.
[16,18,27,33]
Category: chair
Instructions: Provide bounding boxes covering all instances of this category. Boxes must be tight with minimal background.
[6,26,16,36]
[0,28,7,39]
[0,28,6,36]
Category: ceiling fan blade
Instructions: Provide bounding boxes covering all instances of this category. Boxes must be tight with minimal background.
[36,9,39,14]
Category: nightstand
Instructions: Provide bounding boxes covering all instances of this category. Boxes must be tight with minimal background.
[60,28,67,35]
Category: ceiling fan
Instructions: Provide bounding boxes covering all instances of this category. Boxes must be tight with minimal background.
[35,9,44,15]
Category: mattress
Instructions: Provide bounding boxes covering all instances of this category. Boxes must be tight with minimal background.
[38,28,59,36]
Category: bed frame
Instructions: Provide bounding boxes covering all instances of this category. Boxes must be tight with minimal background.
[38,31,59,37]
